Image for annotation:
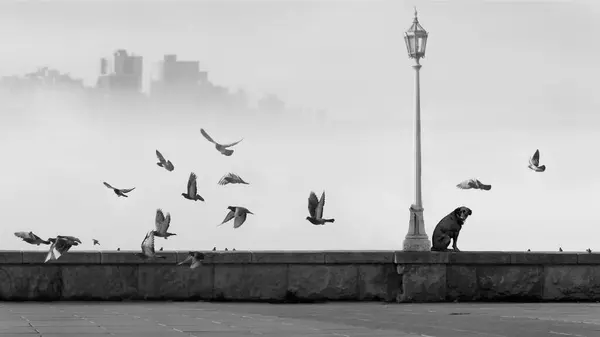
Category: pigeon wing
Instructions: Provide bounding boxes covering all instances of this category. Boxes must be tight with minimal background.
[200,128,216,144]
[31,232,43,241]
[219,209,235,226]
[141,231,155,256]
[166,160,174,171]
[103,182,115,190]
[119,187,135,194]
[187,172,198,196]
[221,138,244,148]
[14,231,32,240]
[163,213,171,231]
[308,192,319,218]
[217,174,230,185]
[456,180,470,189]
[178,255,193,266]
[233,210,247,228]
[229,173,246,184]
[155,209,165,232]
[155,150,166,164]
[315,191,326,219]
[530,149,540,167]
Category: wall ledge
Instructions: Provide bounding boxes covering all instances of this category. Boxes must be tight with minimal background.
[1,250,598,265]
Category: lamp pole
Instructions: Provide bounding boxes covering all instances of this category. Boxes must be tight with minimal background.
[402,8,431,252]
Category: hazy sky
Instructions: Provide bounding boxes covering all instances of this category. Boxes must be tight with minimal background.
[1,0,599,252]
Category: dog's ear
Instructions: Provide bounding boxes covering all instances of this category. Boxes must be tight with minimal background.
[468,209,472,216]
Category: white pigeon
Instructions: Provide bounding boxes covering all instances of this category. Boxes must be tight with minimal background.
[456,178,491,191]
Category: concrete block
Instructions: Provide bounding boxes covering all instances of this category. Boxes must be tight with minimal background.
[251,251,325,264]
[394,251,449,264]
[325,251,394,264]
[449,252,511,264]
[577,253,600,264]
[358,264,401,301]
[446,265,478,301]
[543,266,600,301]
[0,265,61,300]
[511,253,578,265]
[61,265,138,300]
[138,265,189,300]
[213,265,287,301]
[205,251,253,264]
[476,266,543,301]
[0,251,23,264]
[288,265,358,301]
[397,264,446,302]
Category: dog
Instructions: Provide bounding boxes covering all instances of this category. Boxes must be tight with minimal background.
[431,206,472,252]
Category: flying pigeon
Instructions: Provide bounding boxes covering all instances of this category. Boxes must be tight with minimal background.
[14,231,50,246]
[155,150,174,172]
[200,128,243,156]
[45,236,82,263]
[456,178,491,191]
[181,172,204,202]
[306,191,335,225]
[528,149,546,172]
[103,182,136,198]
[178,251,205,269]
[92,239,100,246]
[218,206,254,228]
[135,230,166,260]
[153,208,176,239]
[218,172,249,186]
[586,248,592,253]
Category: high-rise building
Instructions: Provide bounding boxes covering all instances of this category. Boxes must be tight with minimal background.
[150,54,207,98]
[96,49,143,92]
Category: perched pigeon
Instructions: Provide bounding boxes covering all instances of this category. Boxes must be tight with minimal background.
[559,247,563,252]
[178,251,205,269]
[155,150,175,172]
[181,172,204,202]
[45,236,81,263]
[200,128,243,156]
[218,206,254,228]
[586,248,592,253]
[159,247,163,251]
[117,248,120,251]
[232,248,236,251]
[224,248,228,251]
[528,149,546,172]
[103,182,136,198]
[456,178,491,191]
[14,231,50,246]
[527,249,531,252]
[212,247,216,251]
[135,230,166,260]
[92,239,100,246]
[153,208,176,239]
[218,172,249,186]
[306,191,335,225]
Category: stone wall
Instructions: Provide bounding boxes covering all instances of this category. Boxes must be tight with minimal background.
[0,250,598,302]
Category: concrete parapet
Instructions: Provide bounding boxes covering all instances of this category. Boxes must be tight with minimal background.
[0,250,598,302]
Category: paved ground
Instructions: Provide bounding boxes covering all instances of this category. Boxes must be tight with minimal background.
[0,302,599,337]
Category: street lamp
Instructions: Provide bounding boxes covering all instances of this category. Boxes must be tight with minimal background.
[402,7,431,252]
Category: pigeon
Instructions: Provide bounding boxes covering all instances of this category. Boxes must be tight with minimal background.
[218,172,249,186]
[527,249,531,252]
[45,236,82,263]
[103,182,136,198]
[159,247,163,251]
[153,208,176,239]
[117,248,120,251]
[232,248,236,251]
[135,230,166,260]
[225,248,228,251]
[456,178,491,191]
[218,206,254,228]
[181,172,204,202]
[559,247,563,252]
[306,191,335,225]
[212,247,216,251]
[155,150,174,172]
[586,248,592,253]
[14,231,50,246]
[528,149,546,172]
[92,239,100,246]
[200,128,244,156]
[178,251,205,269]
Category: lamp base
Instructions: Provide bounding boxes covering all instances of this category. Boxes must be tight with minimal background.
[402,205,431,251]
[402,235,431,252]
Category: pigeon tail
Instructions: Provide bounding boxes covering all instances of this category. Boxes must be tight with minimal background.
[480,184,492,191]
[157,162,164,167]
[324,218,335,223]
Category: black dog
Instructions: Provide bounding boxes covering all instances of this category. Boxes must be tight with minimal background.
[431,206,472,252]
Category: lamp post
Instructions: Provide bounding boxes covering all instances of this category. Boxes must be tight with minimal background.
[402,8,431,252]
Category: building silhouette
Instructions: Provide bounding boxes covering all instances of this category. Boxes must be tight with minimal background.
[150,54,208,99]
[96,49,143,93]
